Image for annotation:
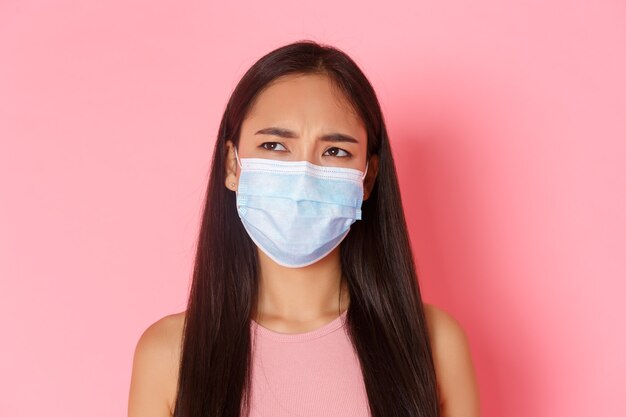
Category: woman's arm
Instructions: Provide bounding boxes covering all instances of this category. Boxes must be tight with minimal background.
[424,303,481,417]
[128,313,183,417]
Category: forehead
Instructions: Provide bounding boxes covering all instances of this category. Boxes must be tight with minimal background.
[243,73,365,132]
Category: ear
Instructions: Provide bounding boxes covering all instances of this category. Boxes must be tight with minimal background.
[363,154,379,201]
[224,140,239,192]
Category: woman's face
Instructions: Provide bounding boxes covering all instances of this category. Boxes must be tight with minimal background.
[225,72,378,199]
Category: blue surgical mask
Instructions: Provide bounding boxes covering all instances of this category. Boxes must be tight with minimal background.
[234,146,368,268]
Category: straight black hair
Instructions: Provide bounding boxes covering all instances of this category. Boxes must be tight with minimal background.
[173,39,440,417]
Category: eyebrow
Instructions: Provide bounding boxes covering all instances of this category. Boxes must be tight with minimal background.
[254,127,359,143]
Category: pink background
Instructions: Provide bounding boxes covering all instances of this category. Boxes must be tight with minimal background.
[1,1,625,416]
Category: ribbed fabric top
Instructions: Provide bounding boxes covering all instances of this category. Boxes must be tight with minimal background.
[248,310,371,417]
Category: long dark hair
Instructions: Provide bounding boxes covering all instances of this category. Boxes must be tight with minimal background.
[173,40,440,417]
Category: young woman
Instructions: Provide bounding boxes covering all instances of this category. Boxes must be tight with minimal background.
[128,40,480,417]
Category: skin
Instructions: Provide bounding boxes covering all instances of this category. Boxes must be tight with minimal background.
[128,73,481,417]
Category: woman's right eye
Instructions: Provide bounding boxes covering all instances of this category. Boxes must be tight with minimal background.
[259,142,287,152]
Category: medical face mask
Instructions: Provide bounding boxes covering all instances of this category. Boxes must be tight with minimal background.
[234,146,368,268]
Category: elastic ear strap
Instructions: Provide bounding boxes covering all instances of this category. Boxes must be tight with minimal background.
[362,161,369,179]
[233,146,243,168]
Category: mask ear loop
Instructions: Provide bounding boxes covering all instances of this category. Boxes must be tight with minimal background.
[233,145,243,169]
[361,161,369,180]
[231,146,242,198]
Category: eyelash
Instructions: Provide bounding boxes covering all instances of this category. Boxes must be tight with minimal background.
[324,147,351,158]
[259,142,287,152]
[259,142,352,158]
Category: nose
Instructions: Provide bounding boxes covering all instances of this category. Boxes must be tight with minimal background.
[294,143,320,165]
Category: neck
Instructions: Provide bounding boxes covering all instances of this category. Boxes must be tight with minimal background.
[254,245,349,323]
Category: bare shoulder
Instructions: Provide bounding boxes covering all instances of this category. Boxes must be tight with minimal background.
[422,303,468,348]
[422,303,481,417]
[128,311,186,417]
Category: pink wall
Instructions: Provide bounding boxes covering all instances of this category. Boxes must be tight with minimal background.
[1,1,624,416]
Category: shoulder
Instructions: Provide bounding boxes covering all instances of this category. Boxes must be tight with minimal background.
[136,311,186,351]
[423,303,467,347]
[128,311,186,417]
[422,303,481,417]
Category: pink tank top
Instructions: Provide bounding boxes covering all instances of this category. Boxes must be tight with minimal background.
[248,309,371,417]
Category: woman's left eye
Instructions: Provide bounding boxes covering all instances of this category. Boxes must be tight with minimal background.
[323,147,351,158]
